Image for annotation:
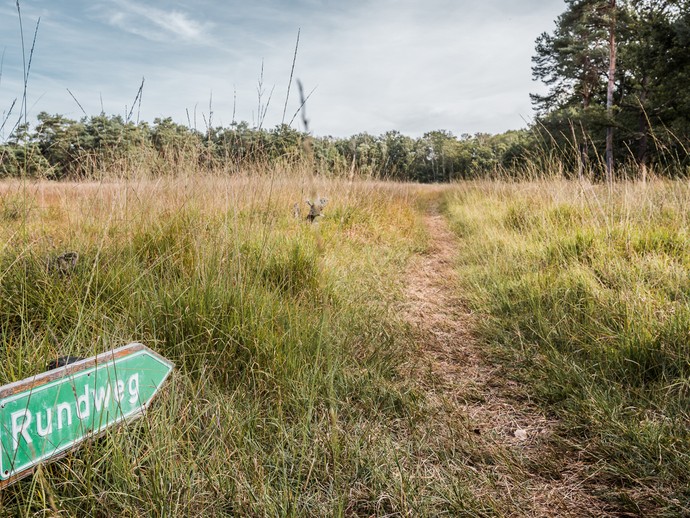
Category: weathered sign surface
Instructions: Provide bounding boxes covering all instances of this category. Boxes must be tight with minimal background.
[0,343,173,488]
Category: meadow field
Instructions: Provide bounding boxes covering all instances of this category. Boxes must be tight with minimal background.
[444,180,690,516]
[1,0,689,515]
[0,172,687,517]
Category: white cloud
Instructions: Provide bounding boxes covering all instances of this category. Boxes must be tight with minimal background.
[274,0,564,136]
[103,1,211,44]
[0,0,566,138]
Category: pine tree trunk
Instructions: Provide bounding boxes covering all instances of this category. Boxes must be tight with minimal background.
[637,76,649,183]
[580,95,591,182]
[606,0,617,184]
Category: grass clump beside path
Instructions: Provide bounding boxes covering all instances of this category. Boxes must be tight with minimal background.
[0,174,441,516]
[444,180,690,516]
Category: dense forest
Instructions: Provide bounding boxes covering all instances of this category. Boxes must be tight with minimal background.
[1,0,689,182]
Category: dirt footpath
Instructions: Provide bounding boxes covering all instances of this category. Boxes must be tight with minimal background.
[403,205,613,517]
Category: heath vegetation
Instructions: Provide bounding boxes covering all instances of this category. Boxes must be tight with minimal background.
[1,0,690,516]
[444,180,690,515]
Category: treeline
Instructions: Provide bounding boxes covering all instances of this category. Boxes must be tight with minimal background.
[2,109,683,182]
[0,113,536,181]
[0,0,688,182]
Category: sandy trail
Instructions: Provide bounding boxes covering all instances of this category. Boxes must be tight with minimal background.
[403,205,613,517]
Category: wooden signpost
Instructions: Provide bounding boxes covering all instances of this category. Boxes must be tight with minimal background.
[0,343,173,489]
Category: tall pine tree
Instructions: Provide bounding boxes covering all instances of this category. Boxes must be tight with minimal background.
[532,0,612,178]
[533,0,690,179]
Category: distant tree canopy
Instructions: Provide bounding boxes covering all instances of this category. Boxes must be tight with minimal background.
[0,112,543,181]
[0,0,688,182]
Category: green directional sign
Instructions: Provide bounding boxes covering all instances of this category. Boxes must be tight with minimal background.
[0,343,173,488]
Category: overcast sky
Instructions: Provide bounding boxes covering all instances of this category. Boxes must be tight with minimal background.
[0,0,565,138]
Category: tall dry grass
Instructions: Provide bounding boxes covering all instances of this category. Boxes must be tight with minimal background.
[0,169,517,516]
[444,179,690,516]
